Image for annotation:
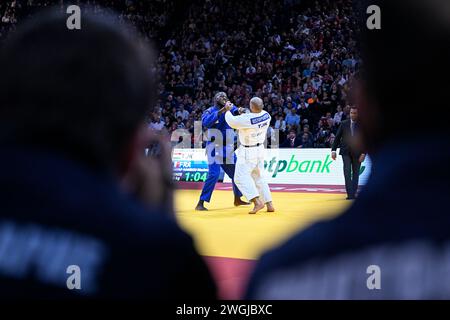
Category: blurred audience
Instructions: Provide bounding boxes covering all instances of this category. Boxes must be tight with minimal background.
[1,0,359,147]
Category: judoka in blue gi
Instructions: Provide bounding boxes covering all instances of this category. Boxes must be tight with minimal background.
[195,92,250,211]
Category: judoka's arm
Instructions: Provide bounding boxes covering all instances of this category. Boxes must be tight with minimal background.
[225,111,252,129]
[202,108,220,128]
[230,104,241,116]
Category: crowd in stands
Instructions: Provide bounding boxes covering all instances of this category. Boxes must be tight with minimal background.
[1,0,360,148]
[1,0,174,42]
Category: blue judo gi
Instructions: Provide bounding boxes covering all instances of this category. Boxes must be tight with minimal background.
[199,104,243,202]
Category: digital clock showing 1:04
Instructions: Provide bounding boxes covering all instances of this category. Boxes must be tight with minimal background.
[184,172,208,182]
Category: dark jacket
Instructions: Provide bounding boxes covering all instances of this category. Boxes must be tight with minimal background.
[0,147,216,299]
[331,119,363,156]
[246,138,450,299]
[281,136,302,148]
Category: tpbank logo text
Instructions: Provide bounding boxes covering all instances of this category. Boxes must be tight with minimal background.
[264,154,366,178]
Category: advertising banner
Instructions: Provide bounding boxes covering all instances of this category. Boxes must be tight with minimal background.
[172,148,372,186]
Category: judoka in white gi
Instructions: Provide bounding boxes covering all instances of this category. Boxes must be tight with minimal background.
[224,97,275,214]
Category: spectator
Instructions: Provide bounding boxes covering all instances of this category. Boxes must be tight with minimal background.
[176,116,186,129]
[325,133,336,148]
[311,75,322,91]
[149,112,166,131]
[176,105,189,121]
[297,101,311,123]
[285,109,300,128]
[274,114,287,133]
[302,125,314,144]
[314,117,332,148]
[281,130,301,148]
[284,96,297,110]
[333,105,344,125]
[299,133,314,148]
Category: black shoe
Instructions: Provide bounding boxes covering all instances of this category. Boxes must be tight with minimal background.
[346,196,356,200]
[195,201,208,211]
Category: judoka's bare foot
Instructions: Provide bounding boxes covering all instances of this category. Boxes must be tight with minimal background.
[266,201,275,212]
[249,198,264,214]
[195,200,208,211]
[234,197,250,206]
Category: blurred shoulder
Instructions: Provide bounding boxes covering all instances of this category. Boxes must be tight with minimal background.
[255,220,337,274]
[99,196,192,250]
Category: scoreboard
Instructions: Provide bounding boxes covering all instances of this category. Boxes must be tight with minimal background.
[172,149,209,182]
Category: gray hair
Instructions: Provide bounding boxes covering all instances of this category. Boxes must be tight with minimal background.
[250,97,264,111]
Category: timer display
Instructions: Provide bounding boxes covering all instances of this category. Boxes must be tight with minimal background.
[172,149,210,182]
[182,172,207,182]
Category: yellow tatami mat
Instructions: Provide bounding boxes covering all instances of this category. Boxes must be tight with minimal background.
[175,190,351,260]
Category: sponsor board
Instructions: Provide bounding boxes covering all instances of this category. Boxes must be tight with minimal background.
[171,148,371,185]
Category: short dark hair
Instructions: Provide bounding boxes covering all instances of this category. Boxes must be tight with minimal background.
[0,8,156,172]
[214,92,228,107]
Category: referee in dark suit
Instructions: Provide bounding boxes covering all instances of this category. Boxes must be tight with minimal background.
[331,106,366,199]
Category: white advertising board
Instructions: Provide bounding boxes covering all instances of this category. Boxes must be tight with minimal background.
[172,148,371,186]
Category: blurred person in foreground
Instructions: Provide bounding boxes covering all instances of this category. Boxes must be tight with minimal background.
[0,9,216,299]
[246,0,450,299]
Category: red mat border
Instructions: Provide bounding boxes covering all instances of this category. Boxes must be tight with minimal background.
[177,181,346,194]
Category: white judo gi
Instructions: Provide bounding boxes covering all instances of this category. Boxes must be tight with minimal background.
[225,109,272,203]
